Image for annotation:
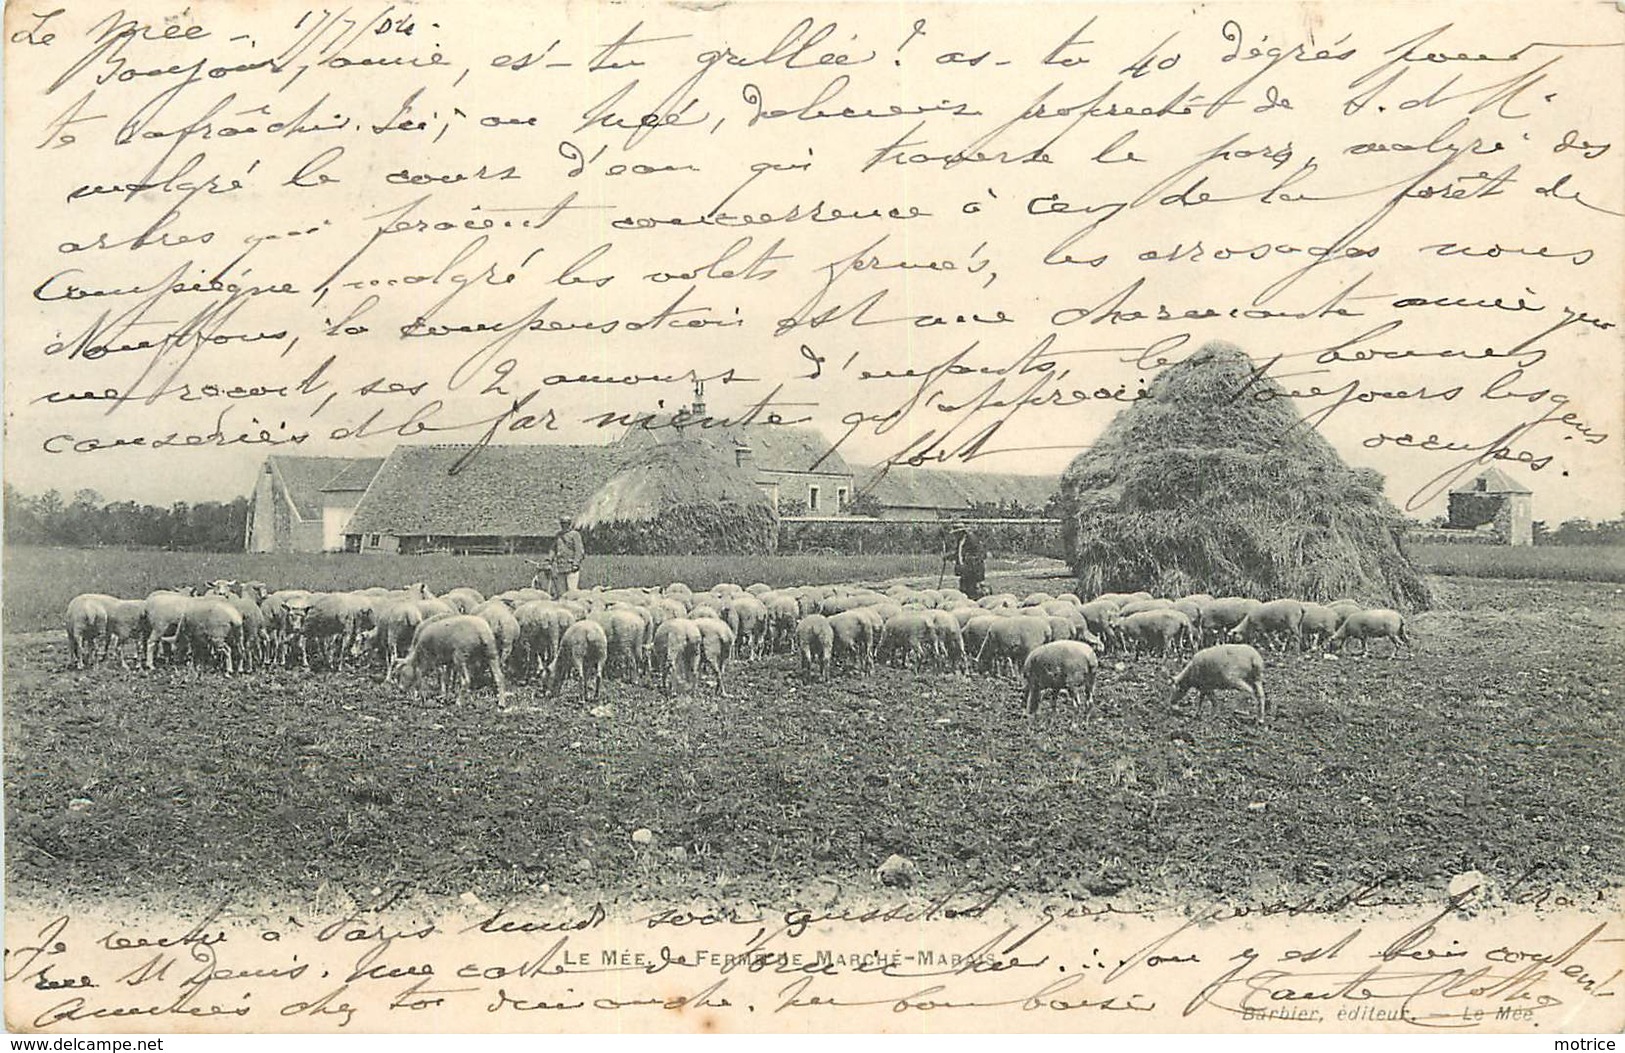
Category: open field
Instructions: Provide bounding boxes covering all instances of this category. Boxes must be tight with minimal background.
[4,554,1622,909]
[0,546,1020,634]
[1410,543,1625,582]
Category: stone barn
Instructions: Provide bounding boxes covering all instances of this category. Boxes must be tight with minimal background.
[1447,467,1533,546]
[342,443,621,554]
[246,455,382,553]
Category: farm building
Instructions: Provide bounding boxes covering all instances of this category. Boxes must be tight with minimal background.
[1446,468,1533,546]
[343,444,621,555]
[852,464,1060,519]
[617,392,856,514]
[246,455,383,553]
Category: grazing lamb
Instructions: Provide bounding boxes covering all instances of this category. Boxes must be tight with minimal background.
[1076,600,1119,647]
[143,591,208,669]
[65,594,110,669]
[828,610,876,672]
[474,600,522,672]
[98,598,150,668]
[1329,609,1413,659]
[765,594,802,653]
[795,614,835,681]
[1199,597,1263,647]
[514,602,566,678]
[693,617,736,696]
[550,619,608,703]
[391,614,506,706]
[300,592,375,669]
[1022,640,1100,716]
[976,615,1051,679]
[722,594,769,660]
[1229,598,1307,653]
[1113,608,1196,657]
[878,612,936,671]
[925,609,969,672]
[1170,644,1268,722]
[176,598,246,675]
[1299,602,1342,650]
[652,617,703,695]
[368,598,426,666]
[591,608,649,679]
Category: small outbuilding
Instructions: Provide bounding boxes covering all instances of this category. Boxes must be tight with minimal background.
[1447,467,1533,546]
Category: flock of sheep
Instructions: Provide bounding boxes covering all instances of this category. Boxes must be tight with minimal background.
[62,576,1414,723]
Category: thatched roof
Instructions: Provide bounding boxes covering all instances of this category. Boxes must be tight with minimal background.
[265,456,370,519]
[619,416,851,476]
[1058,341,1432,609]
[576,440,777,554]
[854,464,1058,512]
[345,444,620,538]
[1450,467,1531,495]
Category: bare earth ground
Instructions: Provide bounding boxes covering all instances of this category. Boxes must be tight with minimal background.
[4,573,1622,915]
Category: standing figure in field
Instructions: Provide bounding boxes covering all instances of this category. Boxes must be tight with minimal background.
[550,516,585,595]
[944,525,987,600]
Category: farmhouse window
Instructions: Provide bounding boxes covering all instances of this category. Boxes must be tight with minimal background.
[369,534,380,547]
[809,485,820,512]
[837,487,848,509]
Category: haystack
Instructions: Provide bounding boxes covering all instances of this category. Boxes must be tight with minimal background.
[574,440,778,555]
[1058,342,1432,609]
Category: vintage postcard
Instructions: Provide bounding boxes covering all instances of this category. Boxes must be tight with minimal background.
[3,0,1622,1035]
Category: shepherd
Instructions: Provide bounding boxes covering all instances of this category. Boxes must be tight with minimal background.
[550,516,585,595]
[943,524,987,599]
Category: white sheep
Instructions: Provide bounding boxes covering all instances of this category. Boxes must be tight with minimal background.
[795,614,835,681]
[1170,644,1268,722]
[828,610,875,672]
[651,617,702,695]
[1299,602,1341,650]
[1198,597,1263,647]
[693,617,735,696]
[65,594,109,669]
[1329,609,1413,659]
[391,614,506,706]
[551,619,608,702]
[1229,598,1306,653]
[1022,641,1100,716]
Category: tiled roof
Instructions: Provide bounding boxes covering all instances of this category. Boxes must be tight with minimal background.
[344,444,622,537]
[854,464,1059,511]
[620,417,851,476]
[319,458,385,493]
[1449,467,1532,495]
[266,456,366,520]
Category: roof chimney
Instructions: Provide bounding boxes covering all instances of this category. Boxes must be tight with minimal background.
[691,379,707,418]
[735,444,753,470]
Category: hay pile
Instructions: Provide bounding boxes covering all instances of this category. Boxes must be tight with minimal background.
[575,440,778,555]
[1058,341,1432,609]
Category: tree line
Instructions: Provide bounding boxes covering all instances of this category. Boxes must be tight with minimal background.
[4,486,249,551]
